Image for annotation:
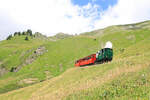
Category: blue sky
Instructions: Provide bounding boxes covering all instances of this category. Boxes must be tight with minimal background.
[72,0,118,10]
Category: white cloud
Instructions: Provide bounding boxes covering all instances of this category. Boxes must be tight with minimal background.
[0,0,99,40]
[0,0,150,40]
[94,0,150,29]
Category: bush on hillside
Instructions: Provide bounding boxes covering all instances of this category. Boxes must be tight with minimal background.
[25,36,29,41]
[27,29,32,36]
[14,32,21,36]
[22,31,26,35]
[14,32,18,36]
[6,35,12,40]
[18,32,21,36]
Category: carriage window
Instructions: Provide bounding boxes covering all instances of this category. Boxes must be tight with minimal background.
[85,57,90,60]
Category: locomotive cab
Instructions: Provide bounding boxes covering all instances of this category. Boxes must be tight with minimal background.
[96,41,113,63]
[96,48,113,63]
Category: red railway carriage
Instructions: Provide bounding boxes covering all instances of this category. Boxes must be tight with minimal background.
[75,54,96,67]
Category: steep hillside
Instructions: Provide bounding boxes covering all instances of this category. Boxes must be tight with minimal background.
[0,32,100,94]
[0,20,150,99]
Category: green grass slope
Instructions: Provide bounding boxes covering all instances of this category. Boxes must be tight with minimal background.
[0,20,150,99]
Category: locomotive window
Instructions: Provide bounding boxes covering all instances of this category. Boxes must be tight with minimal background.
[99,50,103,54]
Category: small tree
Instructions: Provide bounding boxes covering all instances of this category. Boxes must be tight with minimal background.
[18,32,21,36]
[14,32,18,36]
[27,29,32,36]
[22,31,26,35]
[6,34,12,40]
[25,36,29,41]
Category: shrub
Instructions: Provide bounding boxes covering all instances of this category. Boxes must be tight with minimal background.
[22,31,26,35]
[14,32,18,36]
[27,29,32,36]
[6,34,12,40]
[25,36,29,41]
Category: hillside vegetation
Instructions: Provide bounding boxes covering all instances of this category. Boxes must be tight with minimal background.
[0,20,150,100]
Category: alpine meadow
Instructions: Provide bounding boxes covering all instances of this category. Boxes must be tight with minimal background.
[0,21,150,100]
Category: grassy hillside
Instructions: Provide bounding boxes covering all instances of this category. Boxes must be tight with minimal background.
[0,32,99,93]
[0,20,150,99]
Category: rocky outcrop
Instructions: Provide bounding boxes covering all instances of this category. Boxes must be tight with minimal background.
[12,46,47,72]
[0,67,8,77]
[18,78,38,85]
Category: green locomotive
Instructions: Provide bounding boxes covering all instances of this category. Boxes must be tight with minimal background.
[96,41,113,63]
[96,48,113,63]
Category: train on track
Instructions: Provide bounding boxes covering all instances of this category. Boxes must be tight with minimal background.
[75,41,113,67]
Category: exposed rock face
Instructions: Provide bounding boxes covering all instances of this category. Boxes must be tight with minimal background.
[34,46,46,56]
[0,61,3,65]
[0,62,8,77]
[12,46,47,72]
[18,78,38,85]
[0,67,8,77]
